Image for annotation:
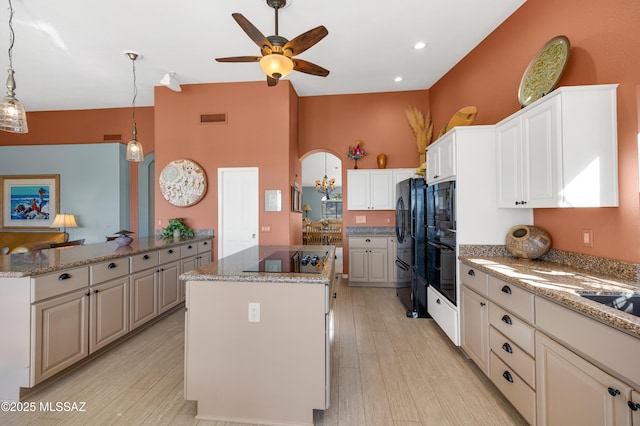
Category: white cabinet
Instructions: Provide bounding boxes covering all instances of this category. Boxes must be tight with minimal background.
[348,236,389,285]
[629,390,640,424]
[158,247,181,314]
[536,331,631,426]
[427,286,459,344]
[460,285,489,374]
[129,252,159,330]
[426,131,456,184]
[496,84,619,208]
[346,169,394,210]
[392,168,417,186]
[180,239,213,300]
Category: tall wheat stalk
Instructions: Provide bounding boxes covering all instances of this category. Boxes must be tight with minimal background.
[405,105,433,154]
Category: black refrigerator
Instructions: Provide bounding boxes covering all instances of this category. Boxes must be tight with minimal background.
[395,178,428,318]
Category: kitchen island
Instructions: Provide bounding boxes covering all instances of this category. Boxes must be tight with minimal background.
[181,245,336,426]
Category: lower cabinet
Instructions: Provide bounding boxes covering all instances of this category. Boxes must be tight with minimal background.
[427,286,459,345]
[630,390,640,424]
[348,236,389,286]
[130,268,159,331]
[536,331,631,426]
[32,289,89,384]
[460,285,489,374]
[89,277,129,353]
[159,260,181,313]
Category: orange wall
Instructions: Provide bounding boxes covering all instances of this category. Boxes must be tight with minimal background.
[0,107,155,235]
[299,90,430,270]
[153,81,296,252]
[429,0,640,263]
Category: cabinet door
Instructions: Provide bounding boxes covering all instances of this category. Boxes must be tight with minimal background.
[90,277,129,353]
[387,237,397,283]
[348,249,368,282]
[630,389,640,425]
[460,286,489,374]
[496,118,523,207]
[426,145,439,184]
[521,97,562,207]
[438,135,456,181]
[130,269,158,330]
[369,170,394,210]
[159,261,181,313]
[32,289,89,384]
[198,252,212,267]
[346,170,370,210]
[367,249,388,282]
[536,332,631,426]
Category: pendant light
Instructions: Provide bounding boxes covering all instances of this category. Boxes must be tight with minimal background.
[315,153,336,199]
[0,0,28,133]
[124,51,143,162]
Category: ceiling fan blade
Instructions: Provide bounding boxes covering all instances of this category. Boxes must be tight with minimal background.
[267,76,279,87]
[284,26,328,56]
[293,59,330,77]
[215,56,261,63]
[232,13,273,50]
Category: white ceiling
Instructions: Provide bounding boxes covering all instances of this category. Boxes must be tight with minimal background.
[0,0,525,112]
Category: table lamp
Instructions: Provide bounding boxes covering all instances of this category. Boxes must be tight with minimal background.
[303,204,312,218]
[50,213,78,242]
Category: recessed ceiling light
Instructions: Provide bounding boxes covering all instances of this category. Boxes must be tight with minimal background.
[414,41,427,50]
[394,76,403,82]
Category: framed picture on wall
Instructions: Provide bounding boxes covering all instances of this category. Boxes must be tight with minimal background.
[291,186,302,212]
[0,174,60,229]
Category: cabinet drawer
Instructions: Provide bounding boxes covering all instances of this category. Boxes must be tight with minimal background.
[489,303,535,356]
[197,239,212,253]
[349,237,387,249]
[460,263,488,296]
[427,286,459,344]
[180,243,198,258]
[130,251,159,273]
[489,326,535,389]
[489,352,536,425]
[32,266,89,302]
[488,276,534,323]
[158,246,180,264]
[90,257,130,285]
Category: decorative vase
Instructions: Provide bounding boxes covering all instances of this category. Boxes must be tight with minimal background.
[376,154,387,169]
[505,225,551,260]
[114,235,133,247]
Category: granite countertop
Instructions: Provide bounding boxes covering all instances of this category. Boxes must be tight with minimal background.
[0,234,214,278]
[345,226,395,236]
[181,245,335,284]
[459,256,640,338]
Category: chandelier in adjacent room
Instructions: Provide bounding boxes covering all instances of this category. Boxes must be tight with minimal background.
[315,153,336,199]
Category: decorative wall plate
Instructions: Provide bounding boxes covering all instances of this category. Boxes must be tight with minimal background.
[518,35,570,107]
[159,159,207,207]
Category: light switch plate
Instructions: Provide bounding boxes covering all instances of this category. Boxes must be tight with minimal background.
[355,215,366,224]
[248,302,260,322]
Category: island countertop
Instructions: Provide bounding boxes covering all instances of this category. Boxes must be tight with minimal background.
[181,245,336,284]
[0,234,213,277]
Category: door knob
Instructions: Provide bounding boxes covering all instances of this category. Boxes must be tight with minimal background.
[252,234,256,238]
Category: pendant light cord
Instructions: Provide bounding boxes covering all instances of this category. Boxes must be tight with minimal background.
[7,0,15,71]
[131,57,137,125]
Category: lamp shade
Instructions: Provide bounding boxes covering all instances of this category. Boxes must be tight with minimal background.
[259,54,294,79]
[302,204,312,212]
[0,72,28,133]
[50,214,78,229]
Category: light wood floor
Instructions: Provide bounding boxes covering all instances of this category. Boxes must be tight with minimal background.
[0,277,526,425]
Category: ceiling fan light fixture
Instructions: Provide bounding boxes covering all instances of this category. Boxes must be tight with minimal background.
[259,54,294,79]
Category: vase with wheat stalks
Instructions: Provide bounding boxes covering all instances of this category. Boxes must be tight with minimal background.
[405,105,433,173]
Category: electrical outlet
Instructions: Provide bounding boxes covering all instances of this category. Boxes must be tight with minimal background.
[355,215,367,224]
[582,229,593,247]
[248,302,260,322]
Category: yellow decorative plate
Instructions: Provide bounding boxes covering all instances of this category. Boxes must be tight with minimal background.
[518,35,570,107]
[159,159,207,207]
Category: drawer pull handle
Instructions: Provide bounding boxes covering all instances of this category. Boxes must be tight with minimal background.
[168,249,174,254]
[365,239,371,242]
[468,269,475,276]
[480,302,486,307]
[501,314,512,325]
[436,298,441,304]
[143,254,150,260]
[333,292,337,299]
[502,343,513,354]
[628,401,640,411]
[85,292,91,297]
[501,285,512,294]
[502,371,513,383]
[608,387,621,397]
[58,273,72,281]
[203,241,208,245]
[188,245,193,249]
[93,289,99,294]
[107,262,117,269]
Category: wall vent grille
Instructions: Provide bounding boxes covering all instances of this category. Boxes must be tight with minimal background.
[200,113,227,124]
[103,134,121,141]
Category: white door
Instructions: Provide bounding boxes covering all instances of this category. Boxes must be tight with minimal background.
[218,167,259,259]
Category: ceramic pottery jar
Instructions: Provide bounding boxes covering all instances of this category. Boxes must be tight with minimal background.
[377,154,387,169]
[505,225,551,259]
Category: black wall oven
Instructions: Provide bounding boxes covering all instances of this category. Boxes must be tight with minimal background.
[426,180,457,306]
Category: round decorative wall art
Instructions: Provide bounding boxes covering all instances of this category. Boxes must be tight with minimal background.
[159,159,207,207]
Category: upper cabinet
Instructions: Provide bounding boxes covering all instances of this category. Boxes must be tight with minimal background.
[347,168,415,211]
[496,84,619,208]
[426,131,456,185]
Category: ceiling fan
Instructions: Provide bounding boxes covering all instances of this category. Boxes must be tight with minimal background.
[215,0,329,87]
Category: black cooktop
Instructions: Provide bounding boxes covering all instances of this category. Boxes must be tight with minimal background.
[244,250,328,274]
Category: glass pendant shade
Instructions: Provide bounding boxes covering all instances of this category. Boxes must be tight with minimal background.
[126,122,144,162]
[0,94,28,133]
[259,54,294,79]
